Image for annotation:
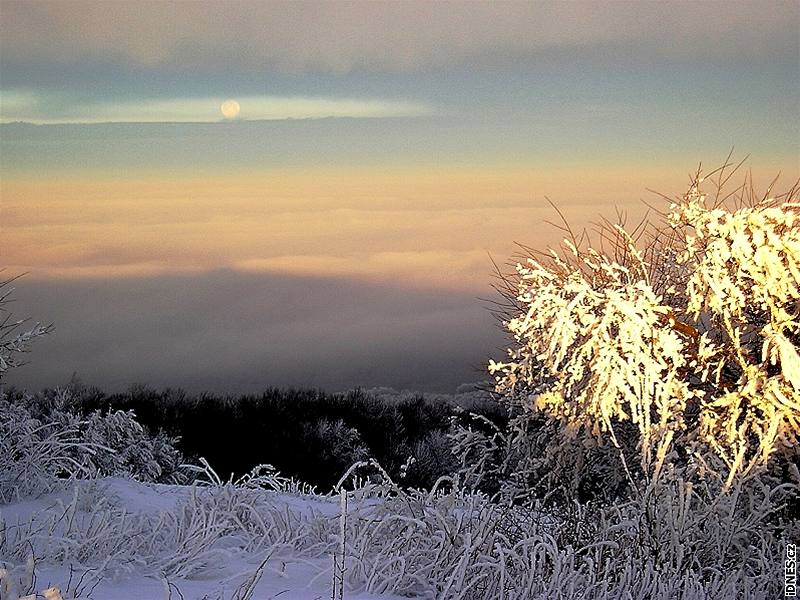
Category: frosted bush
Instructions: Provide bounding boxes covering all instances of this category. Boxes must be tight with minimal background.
[79,407,185,482]
[427,165,800,598]
[0,398,100,503]
[313,417,371,470]
[489,169,800,487]
[0,390,186,503]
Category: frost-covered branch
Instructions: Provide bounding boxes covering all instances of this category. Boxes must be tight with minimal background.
[0,277,52,381]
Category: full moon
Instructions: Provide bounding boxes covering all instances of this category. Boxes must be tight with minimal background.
[220,99,240,119]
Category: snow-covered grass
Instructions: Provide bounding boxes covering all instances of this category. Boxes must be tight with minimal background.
[0,476,407,600]
[2,448,792,599]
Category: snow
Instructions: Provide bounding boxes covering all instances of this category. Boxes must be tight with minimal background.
[28,559,385,600]
[0,477,412,600]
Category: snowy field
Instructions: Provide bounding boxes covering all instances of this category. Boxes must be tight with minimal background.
[1,476,412,600]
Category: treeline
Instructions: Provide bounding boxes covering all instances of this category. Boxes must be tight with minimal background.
[3,383,507,490]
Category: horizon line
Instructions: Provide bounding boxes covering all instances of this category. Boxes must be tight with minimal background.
[0,115,436,126]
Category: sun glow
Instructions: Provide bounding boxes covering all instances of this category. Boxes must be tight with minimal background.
[220,99,241,119]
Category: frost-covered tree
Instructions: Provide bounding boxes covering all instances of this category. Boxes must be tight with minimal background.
[489,164,800,490]
[0,277,51,381]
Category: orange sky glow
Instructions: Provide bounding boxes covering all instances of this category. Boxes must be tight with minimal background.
[8,164,786,291]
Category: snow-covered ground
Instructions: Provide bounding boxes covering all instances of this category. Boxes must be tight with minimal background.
[0,477,411,600]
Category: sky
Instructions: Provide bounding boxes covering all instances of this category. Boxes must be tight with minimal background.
[1,0,798,393]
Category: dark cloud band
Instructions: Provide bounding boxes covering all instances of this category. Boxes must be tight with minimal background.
[3,271,504,394]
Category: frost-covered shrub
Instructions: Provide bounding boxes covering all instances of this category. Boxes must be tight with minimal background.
[0,398,98,503]
[79,408,185,482]
[489,167,800,490]
[432,165,800,598]
[408,429,459,488]
[0,390,186,502]
[310,417,371,475]
[450,409,632,504]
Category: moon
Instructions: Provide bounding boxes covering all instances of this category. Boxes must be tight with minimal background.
[220,99,241,119]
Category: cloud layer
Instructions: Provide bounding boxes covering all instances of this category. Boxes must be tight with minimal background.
[3,1,797,73]
[4,271,503,393]
[2,162,698,290]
